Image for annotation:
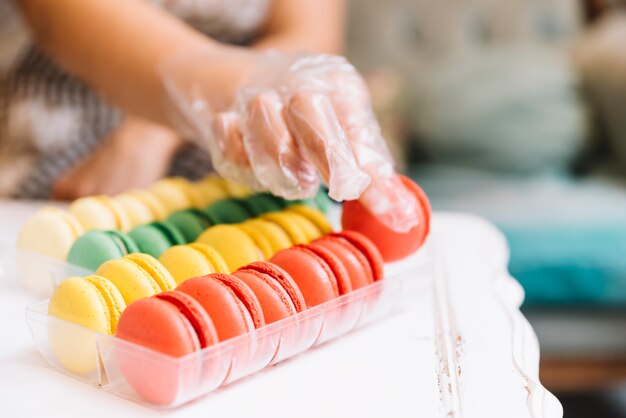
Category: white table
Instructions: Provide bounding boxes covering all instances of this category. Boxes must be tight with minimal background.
[0,200,562,417]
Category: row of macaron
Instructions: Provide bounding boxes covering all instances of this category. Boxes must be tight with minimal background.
[16,175,330,262]
[48,230,382,371]
[67,203,332,273]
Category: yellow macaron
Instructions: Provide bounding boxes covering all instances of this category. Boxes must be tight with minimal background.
[95,253,175,304]
[286,204,333,235]
[123,189,168,221]
[262,211,322,244]
[113,193,156,228]
[159,243,229,284]
[48,275,126,374]
[186,178,229,208]
[237,219,292,259]
[196,224,262,272]
[69,195,131,232]
[148,177,193,214]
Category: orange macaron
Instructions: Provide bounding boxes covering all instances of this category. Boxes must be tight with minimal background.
[341,175,431,262]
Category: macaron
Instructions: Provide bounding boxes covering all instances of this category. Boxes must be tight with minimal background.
[262,212,312,245]
[302,243,352,295]
[17,207,84,260]
[113,193,156,228]
[187,178,229,208]
[241,193,285,217]
[196,225,262,271]
[341,175,431,262]
[311,235,375,290]
[128,221,186,258]
[148,177,193,214]
[177,273,265,341]
[116,290,218,405]
[159,243,229,285]
[234,261,306,323]
[68,195,131,232]
[270,245,341,307]
[48,275,126,373]
[329,230,384,282]
[123,189,168,221]
[286,205,333,235]
[166,209,212,242]
[95,253,176,304]
[212,176,252,198]
[239,219,293,255]
[203,198,252,224]
[67,230,139,272]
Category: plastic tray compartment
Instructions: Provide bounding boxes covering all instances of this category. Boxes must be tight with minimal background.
[25,252,432,408]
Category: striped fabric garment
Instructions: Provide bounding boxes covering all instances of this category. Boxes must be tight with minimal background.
[0,0,270,198]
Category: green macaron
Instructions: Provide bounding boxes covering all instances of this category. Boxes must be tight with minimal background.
[67,230,139,272]
[166,209,212,243]
[203,198,252,224]
[281,188,333,213]
[241,193,285,216]
[128,221,186,258]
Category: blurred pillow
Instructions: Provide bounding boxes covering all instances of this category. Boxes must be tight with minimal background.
[408,46,588,173]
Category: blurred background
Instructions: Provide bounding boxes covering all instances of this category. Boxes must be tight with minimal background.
[346,0,626,416]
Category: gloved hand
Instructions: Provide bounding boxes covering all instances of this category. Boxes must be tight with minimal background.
[160,47,418,232]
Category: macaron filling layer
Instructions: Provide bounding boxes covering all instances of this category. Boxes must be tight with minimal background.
[84,275,126,334]
[155,292,214,349]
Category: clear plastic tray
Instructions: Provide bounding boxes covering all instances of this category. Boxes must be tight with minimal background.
[0,245,93,297]
[24,249,432,408]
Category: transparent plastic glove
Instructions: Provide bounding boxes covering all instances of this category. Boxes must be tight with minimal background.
[160,48,418,232]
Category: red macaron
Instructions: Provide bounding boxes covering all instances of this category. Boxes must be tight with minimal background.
[310,233,378,290]
[115,291,219,405]
[341,175,431,262]
[269,245,341,307]
[234,261,306,324]
[177,273,265,342]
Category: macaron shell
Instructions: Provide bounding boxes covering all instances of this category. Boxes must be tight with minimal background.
[331,230,384,282]
[188,179,229,207]
[262,212,309,245]
[232,270,295,324]
[285,212,324,241]
[311,237,374,290]
[48,276,124,374]
[129,221,185,258]
[242,261,306,313]
[95,258,161,303]
[84,275,127,332]
[196,225,262,272]
[126,190,168,221]
[341,175,431,262]
[67,230,136,272]
[242,193,284,216]
[17,207,84,260]
[125,253,176,292]
[115,293,217,405]
[188,243,229,273]
[303,244,352,295]
[241,219,293,253]
[159,244,227,285]
[149,178,193,213]
[69,196,119,231]
[177,274,256,341]
[287,205,333,235]
[203,199,252,224]
[236,223,275,259]
[114,194,155,228]
[49,276,118,335]
[154,291,219,349]
[166,209,211,242]
[270,246,339,307]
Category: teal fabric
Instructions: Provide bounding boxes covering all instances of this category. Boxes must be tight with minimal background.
[409,166,626,306]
